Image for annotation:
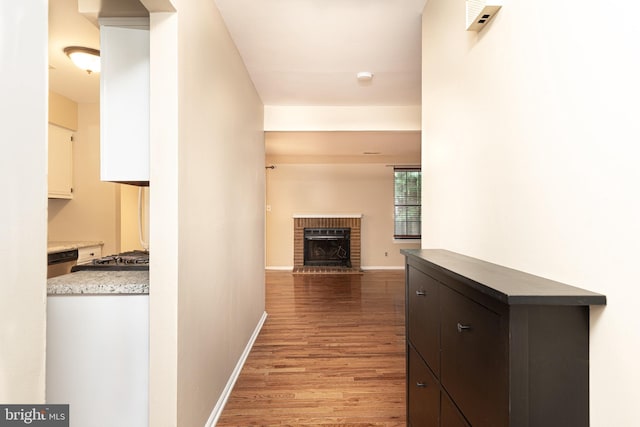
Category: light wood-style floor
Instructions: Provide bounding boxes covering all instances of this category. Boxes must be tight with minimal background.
[216,270,407,426]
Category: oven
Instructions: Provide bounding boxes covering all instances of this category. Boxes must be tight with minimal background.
[47,249,79,278]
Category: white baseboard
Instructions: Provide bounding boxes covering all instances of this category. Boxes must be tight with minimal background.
[265,266,404,271]
[265,266,293,271]
[205,311,268,427]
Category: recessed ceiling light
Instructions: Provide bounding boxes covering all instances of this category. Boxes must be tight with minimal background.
[357,71,374,82]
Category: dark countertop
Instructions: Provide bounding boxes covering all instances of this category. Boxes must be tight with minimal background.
[47,270,149,295]
[401,249,606,306]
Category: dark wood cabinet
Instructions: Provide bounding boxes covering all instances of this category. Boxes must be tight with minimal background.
[441,392,470,427]
[403,249,606,427]
[408,345,440,427]
[407,266,440,374]
[440,285,508,427]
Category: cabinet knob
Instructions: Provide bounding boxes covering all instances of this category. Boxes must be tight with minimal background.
[416,382,427,388]
[415,290,426,297]
[457,322,471,333]
[89,252,95,256]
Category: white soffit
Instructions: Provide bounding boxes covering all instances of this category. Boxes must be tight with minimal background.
[265,131,421,164]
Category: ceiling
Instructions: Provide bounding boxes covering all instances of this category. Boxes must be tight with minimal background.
[49,0,101,104]
[213,0,426,106]
[48,0,423,162]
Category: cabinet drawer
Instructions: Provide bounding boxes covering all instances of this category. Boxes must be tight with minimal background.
[408,345,439,427]
[440,286,508,427]
[407,266,440,373]
[77,245,102,265]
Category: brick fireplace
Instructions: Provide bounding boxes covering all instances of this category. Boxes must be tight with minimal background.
[293,215,362,271]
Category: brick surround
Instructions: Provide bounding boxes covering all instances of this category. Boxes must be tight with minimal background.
[294,216,361,270]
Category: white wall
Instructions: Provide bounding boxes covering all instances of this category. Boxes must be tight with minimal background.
[266,163,420,268]
[0,0,48,402]
[421,1,640,425]
[149,1,265,425]
[265,105,421,131]
[149,9,179,425]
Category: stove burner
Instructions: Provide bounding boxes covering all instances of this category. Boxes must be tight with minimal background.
[71,250,149,272]
[95,255,119,265]
[92,251,149,265]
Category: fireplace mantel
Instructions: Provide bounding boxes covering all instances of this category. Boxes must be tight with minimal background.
[293,214,363,219]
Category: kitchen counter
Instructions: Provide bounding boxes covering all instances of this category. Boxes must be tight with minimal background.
[47,240,103,254]
[47,272,149,426]
[47,270,149,295]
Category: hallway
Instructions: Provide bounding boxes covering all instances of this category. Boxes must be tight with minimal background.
[217,271,406,426]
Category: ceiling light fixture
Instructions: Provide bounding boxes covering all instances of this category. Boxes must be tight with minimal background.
[357,71,374,82]
[64,46,101,74]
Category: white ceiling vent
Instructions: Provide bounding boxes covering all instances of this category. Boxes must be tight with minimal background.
[466,0,502,32]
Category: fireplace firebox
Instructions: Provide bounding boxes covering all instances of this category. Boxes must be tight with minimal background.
[303,228,351,267]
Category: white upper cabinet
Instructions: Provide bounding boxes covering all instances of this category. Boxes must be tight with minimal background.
[48,124,73,199]
[99,22,150,185]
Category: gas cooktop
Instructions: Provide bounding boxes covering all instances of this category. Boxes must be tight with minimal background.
[71,250,149,272]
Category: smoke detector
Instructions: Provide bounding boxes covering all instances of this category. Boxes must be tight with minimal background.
[356,71,374,82]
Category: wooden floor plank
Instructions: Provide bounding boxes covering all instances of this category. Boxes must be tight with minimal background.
[216,270,406,426]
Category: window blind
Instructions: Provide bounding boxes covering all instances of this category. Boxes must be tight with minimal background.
[394,168,421,239]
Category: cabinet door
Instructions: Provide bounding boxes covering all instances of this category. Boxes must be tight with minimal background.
[407,266,440,374]
[100,24,149,183]
[48,124,73,199]
[407,345,439,427]
[440,286,508,427]
[441,392,470,427]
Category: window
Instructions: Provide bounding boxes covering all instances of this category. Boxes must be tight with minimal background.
[394,168,421,239]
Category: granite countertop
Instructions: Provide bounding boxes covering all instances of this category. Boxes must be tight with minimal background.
[47,270,149,295]
[48,241,104,254]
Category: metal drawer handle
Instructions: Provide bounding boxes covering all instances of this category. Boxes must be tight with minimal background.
[415,290,426,297]
[457,323,471,333]
[416,382,427,388]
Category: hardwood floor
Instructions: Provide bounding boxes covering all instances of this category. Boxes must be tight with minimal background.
[216,270,407,426]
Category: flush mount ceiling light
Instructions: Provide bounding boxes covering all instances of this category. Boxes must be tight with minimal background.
[64,46,101,74]
[356,71,374,82]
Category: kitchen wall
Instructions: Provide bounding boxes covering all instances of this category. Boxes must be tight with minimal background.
[47,92,147,256]
[0,0,47,403]
[47,98,119,255]
[421,1,640,425]
[148,1,265,425]
[266,163,420,268]
[49,91,77,130]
